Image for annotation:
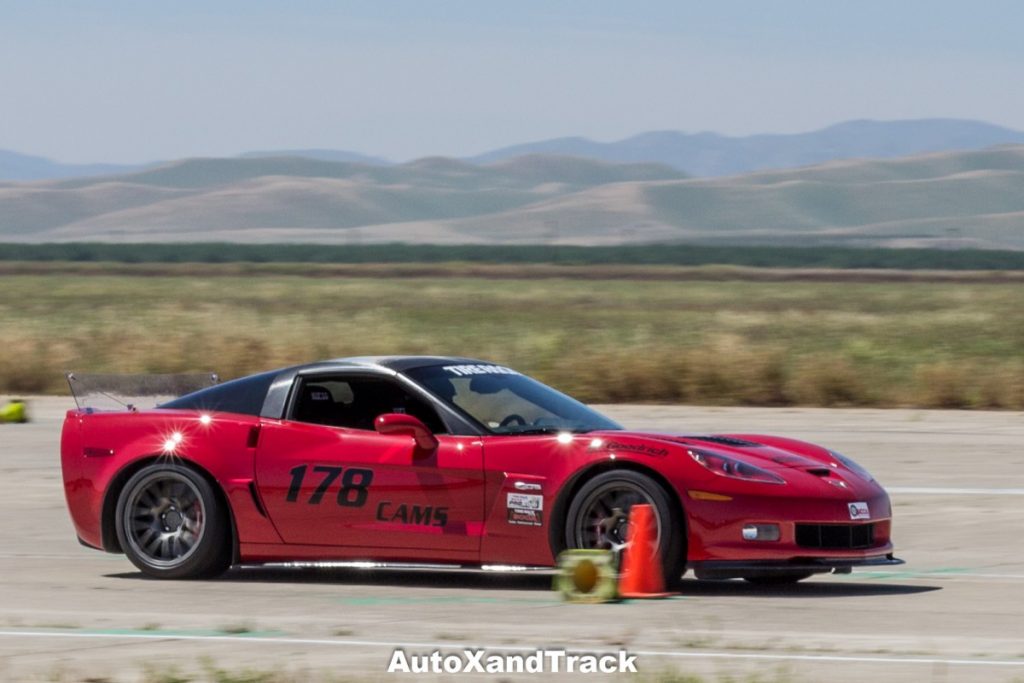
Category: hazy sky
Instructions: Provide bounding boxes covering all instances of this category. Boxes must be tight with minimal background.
[2,1,1022,163]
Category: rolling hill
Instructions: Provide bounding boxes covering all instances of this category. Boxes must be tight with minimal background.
[3,146,1024,249]
[0,155,685,241]
[443,147,1024,249]
[238,149,390,165]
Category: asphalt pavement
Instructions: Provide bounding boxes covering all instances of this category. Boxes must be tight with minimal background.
[1,397,1022,682]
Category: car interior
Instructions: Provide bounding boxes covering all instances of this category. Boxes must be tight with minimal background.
[291,377,447,433]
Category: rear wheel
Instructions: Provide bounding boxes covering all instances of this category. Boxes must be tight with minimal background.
[565,470,685,588]
[115,463,231,579]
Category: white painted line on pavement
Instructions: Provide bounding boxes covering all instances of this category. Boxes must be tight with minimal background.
[853,571,1024,581]
[0,630,1023,668]
[888,486,1024,496]
[949,573,1024,579]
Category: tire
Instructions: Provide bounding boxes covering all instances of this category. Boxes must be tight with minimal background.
[564,470,686,589]
[115,463,232,579]
[742,572,813,585]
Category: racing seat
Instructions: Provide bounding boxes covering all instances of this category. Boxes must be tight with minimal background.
[345,390,393,431]
[293,384,340,426]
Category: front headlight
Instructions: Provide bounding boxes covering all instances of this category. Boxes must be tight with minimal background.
[828,449,875,482]
[688,448,785,485]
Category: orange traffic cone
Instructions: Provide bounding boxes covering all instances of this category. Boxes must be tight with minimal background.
[618,504,676,599]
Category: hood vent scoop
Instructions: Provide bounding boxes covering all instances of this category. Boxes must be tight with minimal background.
[807,468,832,477]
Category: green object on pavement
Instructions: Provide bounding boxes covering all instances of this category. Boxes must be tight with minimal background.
[0,400,28,423]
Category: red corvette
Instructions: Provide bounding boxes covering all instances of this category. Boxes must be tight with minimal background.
[61,357,901,584]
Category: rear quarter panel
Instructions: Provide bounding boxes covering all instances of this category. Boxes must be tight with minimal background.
[61,409,281,551]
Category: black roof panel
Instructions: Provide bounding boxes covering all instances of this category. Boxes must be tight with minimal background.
[350,356,486,372]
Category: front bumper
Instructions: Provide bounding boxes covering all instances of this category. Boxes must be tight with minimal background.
[690,553,904,580]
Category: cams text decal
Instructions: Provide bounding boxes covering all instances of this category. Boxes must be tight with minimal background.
[376,502,448,527]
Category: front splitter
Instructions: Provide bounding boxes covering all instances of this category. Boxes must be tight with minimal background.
[691,554,904,579]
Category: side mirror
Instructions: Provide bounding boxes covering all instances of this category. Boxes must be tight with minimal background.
[374,413,439,454]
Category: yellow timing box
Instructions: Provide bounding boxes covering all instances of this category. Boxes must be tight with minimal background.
[553,549,619,603]
[0,400,28,424]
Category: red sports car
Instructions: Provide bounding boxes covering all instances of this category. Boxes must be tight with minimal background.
[61,357,901,584]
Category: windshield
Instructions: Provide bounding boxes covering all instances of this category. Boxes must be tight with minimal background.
[405,363,622,435]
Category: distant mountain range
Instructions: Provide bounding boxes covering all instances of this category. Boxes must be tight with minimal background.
[468,119,1024,176]
[4,118,1024,181]
[0,150,143,182]
[4,145,1024,249]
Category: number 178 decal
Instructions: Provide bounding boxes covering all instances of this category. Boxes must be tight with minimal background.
[286,465,374,507]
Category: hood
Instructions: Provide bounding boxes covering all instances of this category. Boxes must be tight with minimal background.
[594,431,830,469]
[655,433,833,470]
[588,430,879,494]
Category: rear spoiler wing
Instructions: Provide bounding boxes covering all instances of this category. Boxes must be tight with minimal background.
[66,372,219,412]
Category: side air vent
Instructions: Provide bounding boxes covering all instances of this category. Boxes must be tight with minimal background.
[248,482,268,518]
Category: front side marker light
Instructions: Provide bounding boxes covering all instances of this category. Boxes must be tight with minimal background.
[742,524,781,541]
[688,490,733,502]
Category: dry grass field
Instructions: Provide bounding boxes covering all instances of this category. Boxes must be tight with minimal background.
[2,264,1022,407]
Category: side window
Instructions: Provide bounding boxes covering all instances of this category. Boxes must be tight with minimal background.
[291,377,447,434]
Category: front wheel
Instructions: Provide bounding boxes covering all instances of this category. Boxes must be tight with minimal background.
[115,463,232,579]
[564,470,685,588]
